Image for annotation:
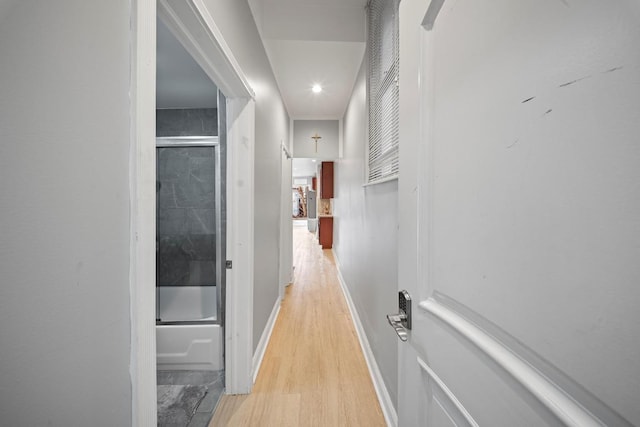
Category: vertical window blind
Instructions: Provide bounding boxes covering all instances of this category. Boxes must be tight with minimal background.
[367,0,400,184]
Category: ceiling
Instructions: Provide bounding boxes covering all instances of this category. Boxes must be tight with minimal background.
[156,18,218,109]
[155,6,357,182]
[249,0,368,119]
[156,2,367,118]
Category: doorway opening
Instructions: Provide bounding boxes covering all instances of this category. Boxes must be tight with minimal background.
[154,17,226,426]
[132,0,257,423]
[292,158,318,232]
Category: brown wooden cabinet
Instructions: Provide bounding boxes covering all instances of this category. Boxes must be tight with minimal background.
[321,161,334,199]
[318,216,333,249]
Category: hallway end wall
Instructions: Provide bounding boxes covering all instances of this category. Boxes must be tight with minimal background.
[333,59,399,409]
[201,0,290,353]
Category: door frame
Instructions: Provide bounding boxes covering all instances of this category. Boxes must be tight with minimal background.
[279,141,293,300]
[130,0,256,425]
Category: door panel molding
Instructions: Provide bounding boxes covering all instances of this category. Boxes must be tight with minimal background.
[419,296,632,427]
[417,357,478,427]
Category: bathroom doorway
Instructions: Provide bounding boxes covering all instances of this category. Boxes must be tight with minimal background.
[155,17,226,426]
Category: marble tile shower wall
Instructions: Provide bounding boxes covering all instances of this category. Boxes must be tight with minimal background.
[156,108,218,137]
[157,146,217,287]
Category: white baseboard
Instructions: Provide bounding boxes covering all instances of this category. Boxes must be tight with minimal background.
[252,298,281,383]
[333,249,398,427]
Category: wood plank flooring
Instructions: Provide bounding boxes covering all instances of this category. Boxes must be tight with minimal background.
[210,222,386,426]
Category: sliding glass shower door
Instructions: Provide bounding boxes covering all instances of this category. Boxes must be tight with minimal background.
[156,137,222,323]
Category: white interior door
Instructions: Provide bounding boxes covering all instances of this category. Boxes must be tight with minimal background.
[397,0,640,425]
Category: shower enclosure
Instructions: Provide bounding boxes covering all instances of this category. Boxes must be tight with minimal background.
[155,136,224,371]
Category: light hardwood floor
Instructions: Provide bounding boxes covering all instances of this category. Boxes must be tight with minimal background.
[210,222,386,426]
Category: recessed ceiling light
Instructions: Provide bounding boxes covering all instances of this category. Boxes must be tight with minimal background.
[312,84,322,93]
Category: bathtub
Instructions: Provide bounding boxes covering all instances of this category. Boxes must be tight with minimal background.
[156,322,223,371]
[156,286,223,371]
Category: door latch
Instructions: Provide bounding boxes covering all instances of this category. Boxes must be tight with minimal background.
[387,290,412,342]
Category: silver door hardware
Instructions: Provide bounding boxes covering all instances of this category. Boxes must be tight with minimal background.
[387,290,412,342]
[225,260,232,269]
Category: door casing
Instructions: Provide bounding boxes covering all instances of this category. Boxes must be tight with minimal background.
[130,0,257,425]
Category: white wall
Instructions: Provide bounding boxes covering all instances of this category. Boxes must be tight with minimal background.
[293,120,340,158]
[292,177,313,186]
[201,0,290,352]
[333,60,398,409]
[0,1,132,425]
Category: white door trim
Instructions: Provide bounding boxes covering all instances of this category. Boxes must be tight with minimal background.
[131,0,256,424]
[130,1,157,426]
[278,141,293,300]
[158,0,255,100]
[224,96,256,393]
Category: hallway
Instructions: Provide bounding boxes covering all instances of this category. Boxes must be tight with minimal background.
[210,222,386,426]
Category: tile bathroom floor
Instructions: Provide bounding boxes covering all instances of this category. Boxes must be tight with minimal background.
[157,370,225,427]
